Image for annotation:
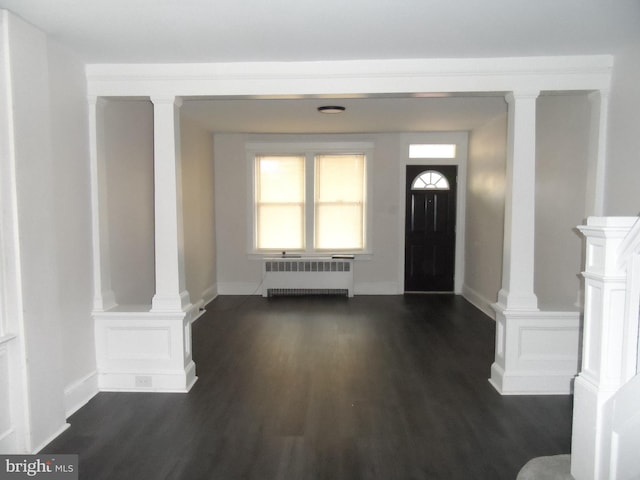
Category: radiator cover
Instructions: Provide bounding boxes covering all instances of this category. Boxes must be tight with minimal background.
[262,258,354,297]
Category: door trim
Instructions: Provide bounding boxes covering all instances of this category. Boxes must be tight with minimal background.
[397,132,468,294]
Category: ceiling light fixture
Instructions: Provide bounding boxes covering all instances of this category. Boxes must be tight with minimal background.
[317,105,346,114]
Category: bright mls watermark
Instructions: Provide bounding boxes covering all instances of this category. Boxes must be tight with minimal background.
[0,455,77,479]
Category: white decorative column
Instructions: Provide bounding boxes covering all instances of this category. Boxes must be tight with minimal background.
[93,96,197,392]
[150,96,191,312]
[584,90,609,218]
[497,91,539,311]
[571,217,637,480]
[88,96,116,311]
[490,91,580,395]
[490,91,540,394]
[576,90,609,309]
[489,90,611,395]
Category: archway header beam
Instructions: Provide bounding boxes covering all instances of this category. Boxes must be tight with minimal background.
[87,55,612,98]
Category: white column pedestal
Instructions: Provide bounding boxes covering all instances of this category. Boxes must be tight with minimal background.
[94,306,198,392]
[490,306,580,394]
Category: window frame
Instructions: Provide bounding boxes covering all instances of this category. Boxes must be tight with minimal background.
[411,170,451,190]
[254,154,307,251]
[247,141,373,258]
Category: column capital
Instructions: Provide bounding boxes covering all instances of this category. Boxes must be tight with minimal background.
[588,88,610,101]
[150,95,183,108]
[87,95,108,108]
[505,90,541,103]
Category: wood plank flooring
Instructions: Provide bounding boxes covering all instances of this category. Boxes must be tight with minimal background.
[43,295,573,479]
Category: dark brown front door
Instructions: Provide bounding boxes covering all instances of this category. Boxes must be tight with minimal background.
[404,165,457,292]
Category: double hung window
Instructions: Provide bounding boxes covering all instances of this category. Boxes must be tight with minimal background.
[253,146,369,253]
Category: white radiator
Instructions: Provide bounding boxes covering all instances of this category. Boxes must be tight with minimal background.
[262,257,354,297]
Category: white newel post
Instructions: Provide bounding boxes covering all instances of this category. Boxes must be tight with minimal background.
[88,96,116,312]
[490,91,541,394]
[150,96,191,312]
[571,217,638,480]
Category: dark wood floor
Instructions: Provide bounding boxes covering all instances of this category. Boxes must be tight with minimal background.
[43,295,573,480]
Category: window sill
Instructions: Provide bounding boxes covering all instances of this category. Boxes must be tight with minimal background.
[248,252,372,261]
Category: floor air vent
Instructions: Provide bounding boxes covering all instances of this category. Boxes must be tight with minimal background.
[263,258,354,297]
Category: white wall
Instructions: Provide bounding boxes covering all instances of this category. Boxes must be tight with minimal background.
[47,35,96,413]
[535,94,590,309]
[214,132,403,294]
[464,111,507,317]
[0,9,25,454]
[181,115,217,305]
[213,133,259,293]
[358,133,402,294]
[103,100,155,306]
[604,44,640,216]
[8,12,67,452]
[1,11,83,452]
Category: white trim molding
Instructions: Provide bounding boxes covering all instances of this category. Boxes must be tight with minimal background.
[398,132,469,294]
[201,284,218,306]
[86,55,613,98]
[354,281,399,295]
[64,371,99,418]
[32,424,70,455]
[462,284,497,320]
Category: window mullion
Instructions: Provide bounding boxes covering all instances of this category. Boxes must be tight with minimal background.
[305,153,315,254]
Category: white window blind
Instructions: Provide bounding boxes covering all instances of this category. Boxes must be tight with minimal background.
[315,154,365,250]
[255,155,305,250]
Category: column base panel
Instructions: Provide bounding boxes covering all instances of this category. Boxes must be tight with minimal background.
[97,361,198,393]
[490,363,575,395]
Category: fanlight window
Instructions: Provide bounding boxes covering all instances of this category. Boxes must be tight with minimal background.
[411,170,450,190]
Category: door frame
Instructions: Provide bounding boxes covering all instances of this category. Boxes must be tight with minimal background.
[397,132,468,294]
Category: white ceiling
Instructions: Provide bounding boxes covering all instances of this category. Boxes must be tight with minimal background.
[180,95,509,134]
[1,0,638,64]
[2,0,637,133]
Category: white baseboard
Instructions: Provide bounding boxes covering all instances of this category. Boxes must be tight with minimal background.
[220,281,401,296]
[217,282,262,295]
[201,284,218,305]
[462,284,497,320]
[190,299,207,323]
[0,428,16,453]
[98,362,198,393]
[64,370,99,418]
[354,281,399,295]
[489,363,576,395]
[490,307,581,395]
[33,423,70,454]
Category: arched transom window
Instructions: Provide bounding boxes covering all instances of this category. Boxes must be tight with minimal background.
[411,170,450,190]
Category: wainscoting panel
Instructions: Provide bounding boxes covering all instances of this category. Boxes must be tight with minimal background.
[490,308,581,394]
